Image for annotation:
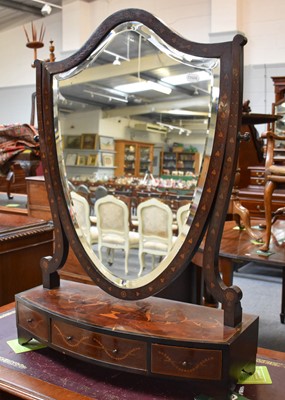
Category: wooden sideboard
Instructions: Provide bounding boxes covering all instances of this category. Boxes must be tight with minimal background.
[0,213,54,306]
[26,176,52,221]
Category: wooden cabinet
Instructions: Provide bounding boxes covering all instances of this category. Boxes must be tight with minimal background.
[160,151,199,175]
[115,140,154,177]
[0,213,54,306]
[26,176,52,221]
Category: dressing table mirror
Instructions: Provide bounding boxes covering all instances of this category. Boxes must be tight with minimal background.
[16,9,258,396]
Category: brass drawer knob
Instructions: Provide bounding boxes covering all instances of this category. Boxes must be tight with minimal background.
[182,361,187,367]
[66,336,73,341]
[112,348,118,354]
[27,318,33,323]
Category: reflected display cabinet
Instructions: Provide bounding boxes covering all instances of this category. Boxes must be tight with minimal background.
[160,151,199,175]
[15,8,258,398]
[115,140,154,177]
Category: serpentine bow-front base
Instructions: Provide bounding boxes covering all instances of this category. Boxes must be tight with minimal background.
[15,280,258,394]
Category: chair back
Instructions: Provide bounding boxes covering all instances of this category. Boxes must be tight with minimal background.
[70,190,92,245]
[94,185,108,200]
[176,203,190,234]
[95,195,129,241]
[137,198,173,249]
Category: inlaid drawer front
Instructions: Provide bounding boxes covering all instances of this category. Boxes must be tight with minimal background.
[17,303,48,341]
[151,344,222,380]
[51,319,147,371]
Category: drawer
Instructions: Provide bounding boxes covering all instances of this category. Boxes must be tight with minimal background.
[51,319,147,371]
[151,344,222,380]
[17,302,48,341]
[240,200,265,217]
[249,177,265,186]
[250,170,264,178]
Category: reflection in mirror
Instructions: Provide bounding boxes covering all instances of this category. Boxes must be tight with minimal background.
[275,101,285,135]
[53,21,219,288]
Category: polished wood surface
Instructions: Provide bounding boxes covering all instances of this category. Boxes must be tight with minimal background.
[16,280,255,342]
[196,220,285,322]
[218,220,285,266]
[16,280,258,389]
[0,302,283,400]
[26,176,52,221]
[0,213,54,306]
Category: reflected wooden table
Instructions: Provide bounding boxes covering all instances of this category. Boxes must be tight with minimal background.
[194,219,285,322]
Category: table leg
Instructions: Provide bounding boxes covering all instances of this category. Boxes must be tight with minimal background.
[219,257,234,286]
[281,267,285,324]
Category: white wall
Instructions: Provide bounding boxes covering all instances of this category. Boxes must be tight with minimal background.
[1,0,285,123]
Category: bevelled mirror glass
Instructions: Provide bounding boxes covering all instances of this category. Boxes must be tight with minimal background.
[52,21,219,289]
[35,8,246,312]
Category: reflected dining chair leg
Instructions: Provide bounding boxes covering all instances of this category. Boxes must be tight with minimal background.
[138,252,145,277]
[107,248,114,265]
[151,255,156,269]
[98,244,103,263]
[125,248,129,274]
[259,180,276,252]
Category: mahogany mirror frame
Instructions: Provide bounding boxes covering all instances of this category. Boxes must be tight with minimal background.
[36,8,247,327]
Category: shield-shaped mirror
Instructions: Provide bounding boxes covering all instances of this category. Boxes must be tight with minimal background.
[36,8,246,323]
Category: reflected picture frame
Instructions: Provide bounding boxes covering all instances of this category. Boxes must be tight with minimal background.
[99,136,114,151]
[87,154,98,166]
[65,153,77,166]
[102,153,114,167]
[81,133,98,150]
[76,155,87,166]
[65,135,81,149]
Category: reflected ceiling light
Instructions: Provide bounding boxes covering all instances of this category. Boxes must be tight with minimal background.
[31,0,62,14]
[164,109,209,117]
[104,49,130,64]
[113,56,121,66]
[115,80,172,95]
[41,4,52,15]
[212,86,220,100]
[157,122,192,136]
[84,89,128,103]
[161,71,210,86]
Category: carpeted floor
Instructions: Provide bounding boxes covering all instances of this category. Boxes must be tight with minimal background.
[233,262,285,352]
[0,192,27,209]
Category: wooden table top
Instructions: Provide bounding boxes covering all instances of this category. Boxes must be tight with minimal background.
[0,213,49,234]
[217,219,285,267]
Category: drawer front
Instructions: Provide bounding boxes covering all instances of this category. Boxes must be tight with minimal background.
[249,176,265,186]
[240,200,265,216]
[151,344,222,380]
[51,319,147,371]
[250,170,264,178]
[240,199,285,217]
[17,302,48,341]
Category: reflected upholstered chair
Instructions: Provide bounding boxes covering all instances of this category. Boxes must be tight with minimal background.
[176,203,191,235]
[259,131,285,252]
[95,195,139,274]
[70,191,98,246]
[137,198,176,277]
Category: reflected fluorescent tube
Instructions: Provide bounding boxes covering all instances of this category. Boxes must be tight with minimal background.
[115,80,172,95]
